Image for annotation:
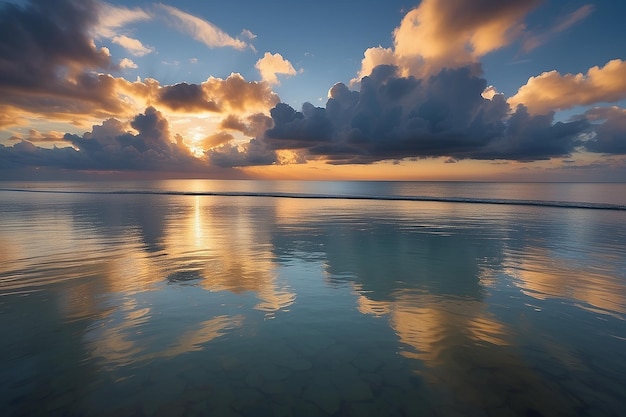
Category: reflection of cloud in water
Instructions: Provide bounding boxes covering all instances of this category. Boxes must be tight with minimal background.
[356,290,510,364]
[160,196,296,315]
[86,295,244,369]
[356,288,579,414]
[505,247,626,319]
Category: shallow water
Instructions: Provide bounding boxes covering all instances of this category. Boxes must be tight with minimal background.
[1,181,625,416]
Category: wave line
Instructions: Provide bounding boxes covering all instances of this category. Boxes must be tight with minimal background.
[1,188,625,211]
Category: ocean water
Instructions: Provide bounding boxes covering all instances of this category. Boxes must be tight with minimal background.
[1,180,625,417]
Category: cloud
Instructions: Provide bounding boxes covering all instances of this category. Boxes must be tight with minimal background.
[522,4,594,52]
[95,1,151,38]
[508,59,626,115]
[219,113,274,138]
[207,139,277,167]
[119,58,137,69]
[151,73,280,114]
[112,35,154,56]
[0,0,150,124]
[200,132,234,149]
[157,3,248,50]
[157,82,220,112]
[356,0,541,80]
[0,0,112,86]
[255,52,298,85]
[210,64,589,167]
[8,129,68,144]
[65,106,201,170]
[476,105,589,161]
[240,29,257,40]
[584,107,626,154]
[0,0,279,132]
[0,107,216,174]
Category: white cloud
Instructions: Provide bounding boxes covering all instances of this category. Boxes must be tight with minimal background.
[255,52,298,85]
[112,35,154,56]
[240,29,257,40]
[119,58,138,69]
[96,2,151,38]
[157,4,248,50]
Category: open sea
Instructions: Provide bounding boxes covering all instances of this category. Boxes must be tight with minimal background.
[1,180,625,417]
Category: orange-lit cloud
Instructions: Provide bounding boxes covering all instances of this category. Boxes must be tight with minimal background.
[8,129,68,144]
[356,0,541,80]
[255,52,298,85]
[508,59,626,115]
[157,3,249,50]
[112,34,154,56]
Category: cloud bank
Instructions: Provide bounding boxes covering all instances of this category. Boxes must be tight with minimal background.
[1,0,625,178]
[209,64,590,167]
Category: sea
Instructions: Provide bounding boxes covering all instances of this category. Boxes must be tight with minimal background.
[1,180,625,417]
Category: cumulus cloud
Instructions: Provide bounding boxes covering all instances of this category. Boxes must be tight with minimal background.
[207,139,277,168]
[201,131,234,149]
[219,113,274,138]
[0,0,279,131]
[157,3,248,50]
[112,35,154,56]
[210,64,590,167]
[255,52,298,85]
[584,107,626,154]
[356,0,541,81]
[0,0,112,86]
[0,107,216,173]
[151,73,280,114]
[508,59,626,115]
[0,0,148,124]
[119,58,138,69]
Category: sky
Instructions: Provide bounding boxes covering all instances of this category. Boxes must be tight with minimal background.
[1,0,626,181]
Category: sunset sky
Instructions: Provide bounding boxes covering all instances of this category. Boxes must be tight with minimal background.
[1,0,626,180]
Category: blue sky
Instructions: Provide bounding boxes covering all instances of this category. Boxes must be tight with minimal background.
[2,0,626,180]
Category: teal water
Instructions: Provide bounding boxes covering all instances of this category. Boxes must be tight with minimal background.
[1,181,625,416]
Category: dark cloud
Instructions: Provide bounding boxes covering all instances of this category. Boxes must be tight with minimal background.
[0,107,237,175]
[201,132,234,149]
[0,0,111,89]
[158,83,220,112]
[476,105,589,161]
[207,139,277,168]
[219,113,274,138]
[0,0,140,122]
[65,106,200,170]
[584,107,626,154]
[215,64,588,166]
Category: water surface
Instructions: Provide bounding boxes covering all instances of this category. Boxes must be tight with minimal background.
[1,181,625,416]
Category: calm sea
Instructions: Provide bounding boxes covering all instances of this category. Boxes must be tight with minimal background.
[1,180,625,416]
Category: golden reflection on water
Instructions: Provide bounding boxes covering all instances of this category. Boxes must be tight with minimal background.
[81,194,298,366]
[354,287,582,414]
[505,247,626,318]
[356,289,510,364]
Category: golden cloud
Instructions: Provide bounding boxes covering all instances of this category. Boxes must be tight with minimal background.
[508,59,626,115]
